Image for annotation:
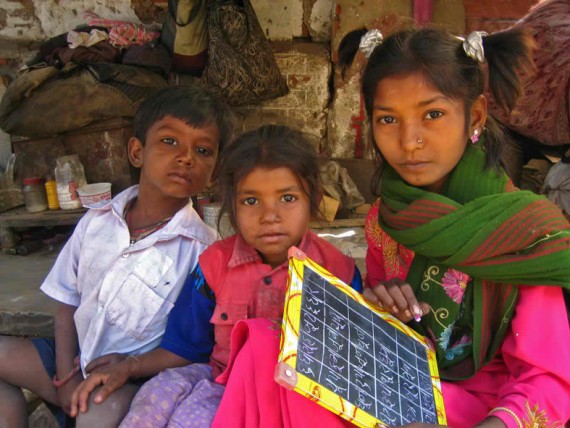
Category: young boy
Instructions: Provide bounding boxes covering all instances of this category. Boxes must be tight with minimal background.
[0,85,234,427]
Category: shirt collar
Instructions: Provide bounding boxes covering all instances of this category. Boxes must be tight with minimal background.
[91,185,219,244]
[227,230,318,269]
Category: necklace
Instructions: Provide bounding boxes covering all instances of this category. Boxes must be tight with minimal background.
[124,198,173,245]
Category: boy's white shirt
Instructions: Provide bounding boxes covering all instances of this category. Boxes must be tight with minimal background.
[40,185,220,374]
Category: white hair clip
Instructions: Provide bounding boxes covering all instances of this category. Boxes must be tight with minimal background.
[457,31,488,63]
[358,29,383,58]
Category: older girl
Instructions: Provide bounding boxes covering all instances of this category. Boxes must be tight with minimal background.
[340,26,570,427]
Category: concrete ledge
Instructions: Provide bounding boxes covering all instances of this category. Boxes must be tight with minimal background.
[0,311,54,338]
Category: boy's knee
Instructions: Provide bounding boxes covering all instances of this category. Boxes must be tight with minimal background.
[75,384,138,428]
[0,382,27,427]
[0,381,26,407]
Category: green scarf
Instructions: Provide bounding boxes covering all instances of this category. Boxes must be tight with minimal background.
[379,143,570,379]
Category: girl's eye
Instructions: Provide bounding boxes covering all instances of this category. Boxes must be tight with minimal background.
[377,116,396,125]
[425,110,443,120]
[196,146,213,156]
[281,194,297,203]
[243,197,258,206]
[162,137,177,146]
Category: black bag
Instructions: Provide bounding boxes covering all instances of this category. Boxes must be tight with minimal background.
[201,0,288,106]
[161,0,208,75]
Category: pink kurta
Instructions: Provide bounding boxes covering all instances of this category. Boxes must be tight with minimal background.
[365,200,570,427]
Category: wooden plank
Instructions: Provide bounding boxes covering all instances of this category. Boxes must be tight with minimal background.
[0,312,54,338]
[310,217,365,229]
[0,206,86,228]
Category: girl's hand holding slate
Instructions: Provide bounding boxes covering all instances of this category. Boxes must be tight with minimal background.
[363,278,429,323]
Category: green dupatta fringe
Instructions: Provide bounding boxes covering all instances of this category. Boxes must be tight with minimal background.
[379,143,570,379]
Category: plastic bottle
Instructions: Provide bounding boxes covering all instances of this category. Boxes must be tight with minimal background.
[22,177,48,213]
[44,175,60,210]
[54,155,87,210]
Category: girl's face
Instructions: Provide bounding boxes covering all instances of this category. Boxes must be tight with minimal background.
[371,73,486,193]
[234,166,312,268]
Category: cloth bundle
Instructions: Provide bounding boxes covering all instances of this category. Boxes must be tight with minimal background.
[0,63,167,138]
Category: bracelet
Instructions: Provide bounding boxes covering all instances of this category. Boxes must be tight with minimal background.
[52,356,81,388]
[489,407,523,428]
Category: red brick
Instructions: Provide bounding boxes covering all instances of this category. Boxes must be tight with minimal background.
[464,0,537,20]
[466,18,518,33]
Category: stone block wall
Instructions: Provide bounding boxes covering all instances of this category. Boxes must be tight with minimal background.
[0,0,542,168]
[236,42,331,151]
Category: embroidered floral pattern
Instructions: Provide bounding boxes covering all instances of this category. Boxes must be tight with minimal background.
[441,268,470,303]
[523,402,555,428]
[365,200,383,247]
[437,323,472,360]
[381,233,400,278]
[438,323,453,351]
[444,335,472,361]
[365,200,413,279]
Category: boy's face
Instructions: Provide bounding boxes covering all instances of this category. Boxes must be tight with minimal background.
[129,115,219,201]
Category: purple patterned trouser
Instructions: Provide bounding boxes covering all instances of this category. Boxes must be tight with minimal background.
[119,363,224,428]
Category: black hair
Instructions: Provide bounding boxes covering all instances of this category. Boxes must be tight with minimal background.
[338,27,535,192]
[218,124,322,229]
[132,85,235,154]
[337,27,368,80]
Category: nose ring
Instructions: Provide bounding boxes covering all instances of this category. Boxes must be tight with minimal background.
[416,138,423,144]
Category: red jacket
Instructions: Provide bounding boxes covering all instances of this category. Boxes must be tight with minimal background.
[200,230,356,378]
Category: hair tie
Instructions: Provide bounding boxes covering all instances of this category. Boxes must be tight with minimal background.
[358,29,383,58]
[457,31,488,63]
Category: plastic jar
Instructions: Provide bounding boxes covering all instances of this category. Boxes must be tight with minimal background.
[22,177,48,213]
[44,175,60,210]
[54,155,87,210]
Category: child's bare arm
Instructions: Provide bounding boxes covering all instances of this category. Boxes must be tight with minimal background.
[54,302,81,414]
[69,348,190,416]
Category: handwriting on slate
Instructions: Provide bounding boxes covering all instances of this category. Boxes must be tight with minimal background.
[296,267,438,425]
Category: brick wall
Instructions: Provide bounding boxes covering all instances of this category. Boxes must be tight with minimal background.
[236,42,331,152]
[0,0,543,166]
[464,0,539,32]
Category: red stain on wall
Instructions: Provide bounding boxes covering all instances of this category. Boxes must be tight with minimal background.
[350,95,365,159]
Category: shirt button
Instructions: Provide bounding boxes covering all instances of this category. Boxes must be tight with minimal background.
[220,312,228,321]
[122,251,129,258]
[264,276,272,285]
